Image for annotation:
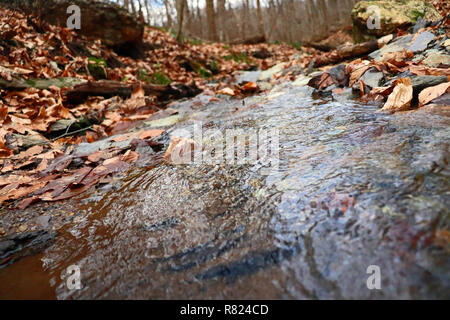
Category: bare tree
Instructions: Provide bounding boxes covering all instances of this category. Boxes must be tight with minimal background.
[256,0,265,40]
[205,0,217,41]
[176,0,186,42]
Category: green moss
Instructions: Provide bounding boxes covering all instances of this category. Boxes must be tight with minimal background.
[223,52,251,64]
[207,59,219,75]
[88,57,107,67]
[289,42,303,51]
[138,69,171,85]
[150,71,172,85]
[188,38,203,45]
[88,57,107,80]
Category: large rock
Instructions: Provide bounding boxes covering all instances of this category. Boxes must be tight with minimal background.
[351,0,442,43]
[0,0,144,54]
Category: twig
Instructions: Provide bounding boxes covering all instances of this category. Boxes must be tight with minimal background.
[51,125,94,142]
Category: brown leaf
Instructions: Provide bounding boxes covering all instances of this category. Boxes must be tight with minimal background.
[241,81,259,92]
[124,85,146,111]
[381,78,413,112]
[349,65,371,86]
[409,65,450,76]
[120,150,139,163]
[17,145,44,159]
[139,129,164,140]
[419,82,450,107]
[217,87,235,96]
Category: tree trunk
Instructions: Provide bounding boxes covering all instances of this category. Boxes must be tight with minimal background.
[217,0,227,42]
[176,0,186,42]
[164,0,173,29]
[256,0,266,41]
[205,0,217,41]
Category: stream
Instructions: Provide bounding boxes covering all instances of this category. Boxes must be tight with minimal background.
[0,80,449,299]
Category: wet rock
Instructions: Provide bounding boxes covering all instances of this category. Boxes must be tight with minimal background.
[357,68,384,89]
[144,115,181,128]
[369,35,414,61]
[411,75,448,95]
[143,217,180,232]
[409,31,435,52]
[422,52,450,67]
[412,17,429,34]
[0,230,57,269]
[236,71,261,84]
[429,93,450,106]
[351,0,442,43]
[327,65,348,87]
[35,215,51,229]
[307,65,348,92]
[195,246,298,282]
[258,63,287,81]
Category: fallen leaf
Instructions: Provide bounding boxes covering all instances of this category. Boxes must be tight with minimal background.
[17,145,44,159]
[241,81,259,92]
[164,136,196,164]
[419,82,450,107]
[139,129,165,140]
[124,85,146,111]
[120,150,139,163]
[381,78,413,112]
[217,87,235,96]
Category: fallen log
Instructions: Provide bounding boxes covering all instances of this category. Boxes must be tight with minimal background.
[310,34,393,68]
[303,42,333,52]
[230,35,266,45]
[64,80,202,103]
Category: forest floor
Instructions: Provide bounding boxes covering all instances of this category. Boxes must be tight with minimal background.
[0,4,449,245]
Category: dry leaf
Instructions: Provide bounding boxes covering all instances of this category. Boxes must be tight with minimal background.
[381,78,413,112]
[217,87,235,96]
[241,81,259,92]
[419,82,450,107]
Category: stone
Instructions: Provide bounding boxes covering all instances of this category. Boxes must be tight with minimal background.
[409,31,435,52]
[412,17,428,34]
[441,39,450,50]
[351,0,442,43]
[411,75,448,95]
[359,68,384,88]
[145,115,181,128]
[35,215,51,229]
[236,71,261,84]
[429,93,450,106]
[369,35,414,61]
[422,52,450,67]
[258,63,287,81]
[0,0,144,54]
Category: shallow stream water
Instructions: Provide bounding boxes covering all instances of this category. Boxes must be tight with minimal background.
[1,82,449,299]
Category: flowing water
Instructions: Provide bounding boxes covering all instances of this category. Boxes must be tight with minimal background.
[1,81,449,299]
